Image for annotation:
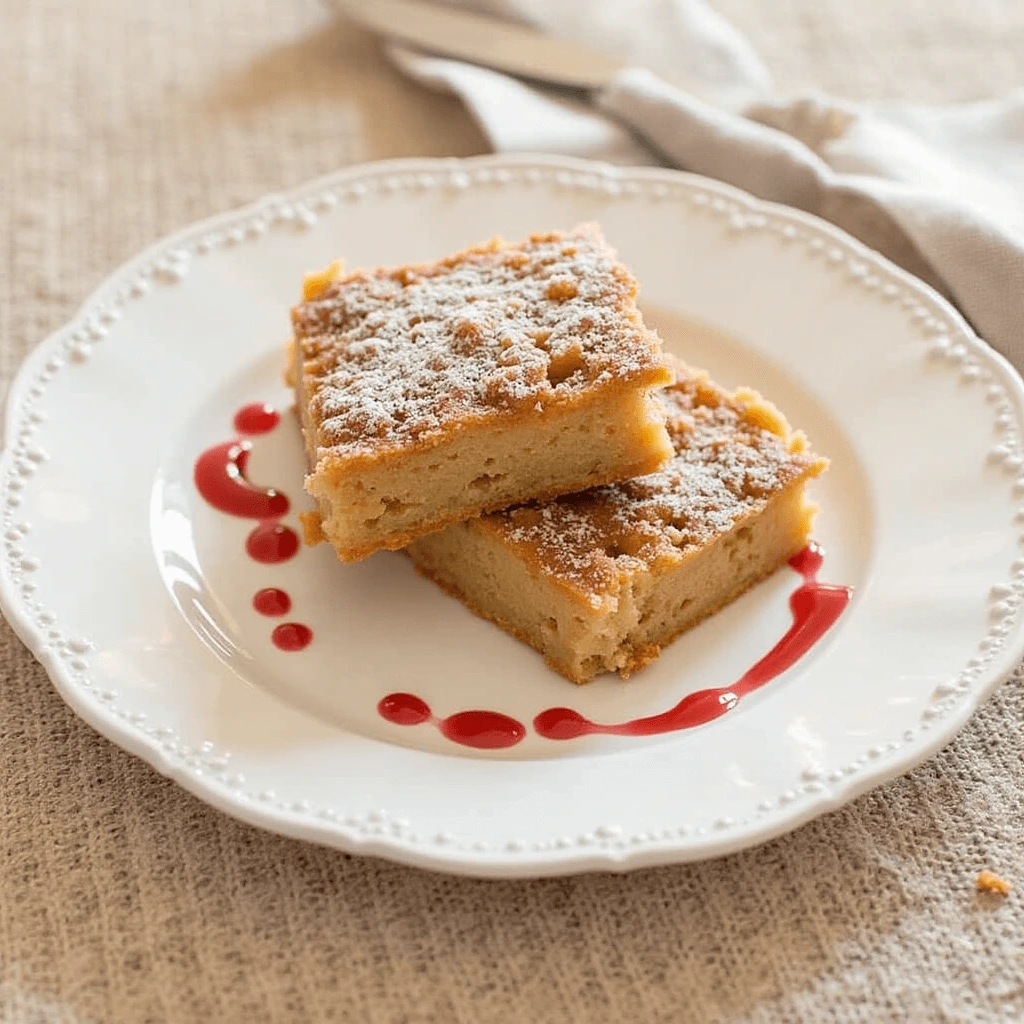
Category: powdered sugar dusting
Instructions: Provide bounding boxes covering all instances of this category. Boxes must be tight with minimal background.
[292,225,665,456]
[491,367,825,597]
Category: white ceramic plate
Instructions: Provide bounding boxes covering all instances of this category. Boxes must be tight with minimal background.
[4,154,1024,878]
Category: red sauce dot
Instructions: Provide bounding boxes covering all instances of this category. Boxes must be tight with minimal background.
[272,622,313,651]
[788,541,824,579]
[233,402,280,435]
[264,492,290,518]
[246,522,299,564]
[439,710,526,749]
[533,707,593,741]
[253,587,291,616]
[378,692,432,726]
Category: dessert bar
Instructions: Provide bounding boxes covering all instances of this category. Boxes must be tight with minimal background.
[407,357,828,683]
[290,224,674,561]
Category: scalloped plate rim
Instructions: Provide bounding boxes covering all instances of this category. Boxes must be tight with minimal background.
[2,152,1023,877]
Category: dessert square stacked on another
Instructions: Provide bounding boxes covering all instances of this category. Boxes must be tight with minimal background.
[290,225,828,683]
[290,224,674,562]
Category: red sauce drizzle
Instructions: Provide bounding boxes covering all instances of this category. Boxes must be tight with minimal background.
[377,692,526,750]
[272,622,314,652]
[375,544,849,749]
[253,588,291,616]
[234,402,281,435]
[194,403,314,653]
[194,441,289,520]
[533,542,851,741]
[246,522,300,564]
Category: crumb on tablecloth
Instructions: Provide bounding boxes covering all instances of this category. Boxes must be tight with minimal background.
[976,870,1013,896]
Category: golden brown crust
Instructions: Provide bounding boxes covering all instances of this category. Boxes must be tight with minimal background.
[617,643,662,680]
[283,338,298,388]
[298,510,326,546]
[292,223,671,466]
[302,258,345,301]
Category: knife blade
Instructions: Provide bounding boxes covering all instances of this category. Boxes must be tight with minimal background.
[331,0,703,95]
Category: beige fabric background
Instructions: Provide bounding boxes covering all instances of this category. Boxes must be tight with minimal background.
[4,1,1024,1021]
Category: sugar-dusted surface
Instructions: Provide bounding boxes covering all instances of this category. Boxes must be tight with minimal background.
[493,362,825,598]
[8,3,1024,1022]
[292,224,667,457]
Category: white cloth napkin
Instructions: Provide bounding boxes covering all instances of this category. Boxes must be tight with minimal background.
[386,0,1024,369]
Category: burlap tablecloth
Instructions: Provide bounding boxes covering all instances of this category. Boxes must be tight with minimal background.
[4,2,1024,1021]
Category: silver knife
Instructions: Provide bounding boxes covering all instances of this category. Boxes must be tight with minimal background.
[331,0,708,97]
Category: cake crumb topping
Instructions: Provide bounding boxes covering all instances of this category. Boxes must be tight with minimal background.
[292,224,666,456]
[491,362,826,597]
